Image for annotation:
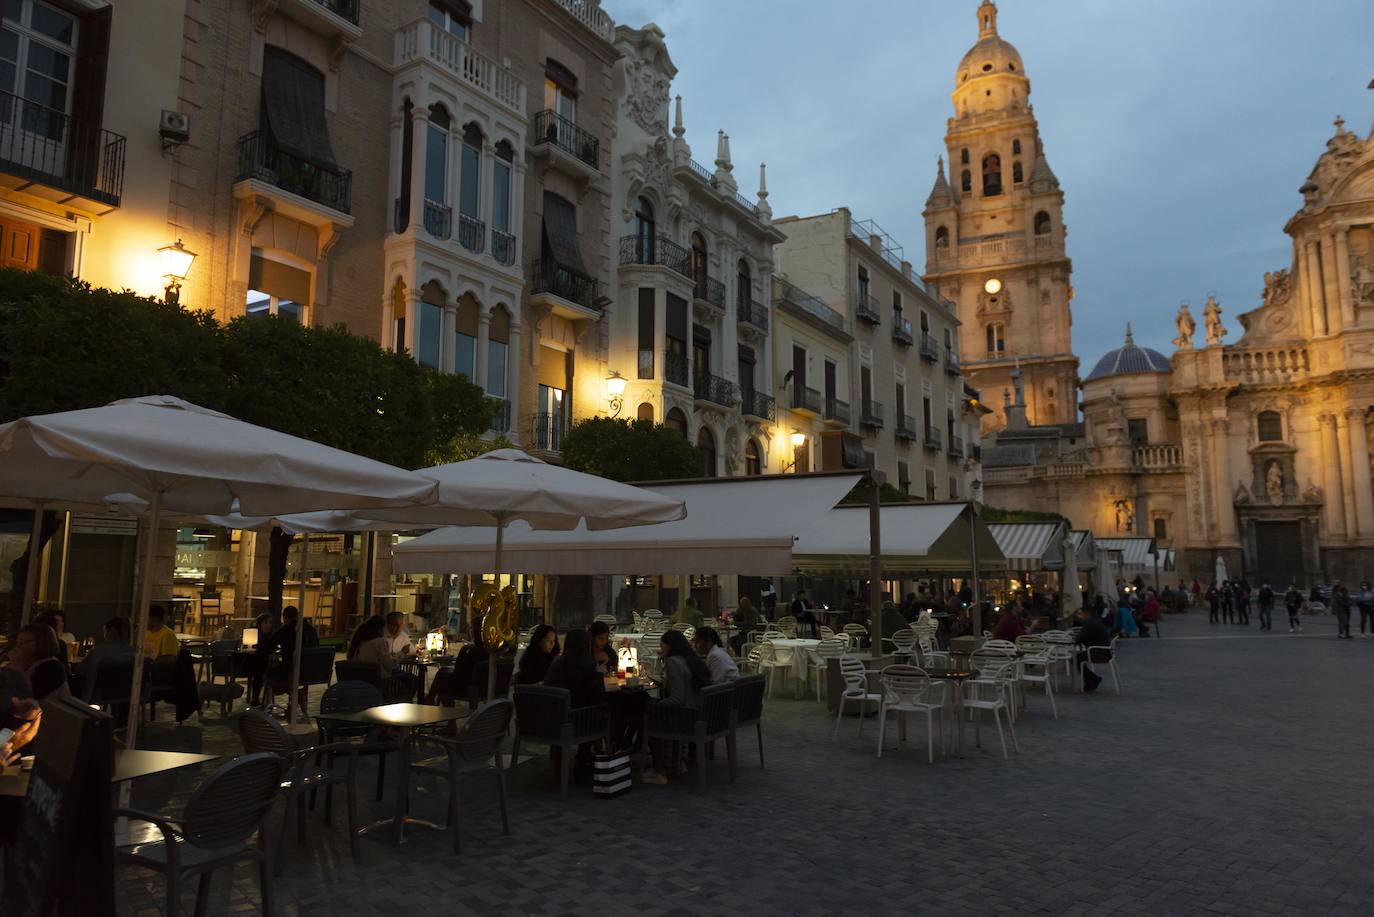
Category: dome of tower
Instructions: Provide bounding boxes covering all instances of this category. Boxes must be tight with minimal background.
[1084,326,1171,381]
[956,2,1024,87]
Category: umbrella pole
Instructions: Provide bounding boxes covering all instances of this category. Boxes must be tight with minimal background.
[57,511,72,610]
[969,502,982,635]
[288,532,310,727]
[361,531,376,621]
[125,491,162,751]
[19,502,44,625]
[868,476,882,660]
[486,516,507,700]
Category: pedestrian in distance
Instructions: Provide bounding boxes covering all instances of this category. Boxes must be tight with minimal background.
[1331,580,1352,639]
[1207,582,1220,624]
[1236,578,1251,626]
[1357,582,1374,636]
[1221,581,1235,624]
[1283,583,1303,633]
[1256,582,1274,631]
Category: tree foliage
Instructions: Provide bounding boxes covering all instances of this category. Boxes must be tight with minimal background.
[838,481,912,505]
[982,505,1073,528]
[560,416,702,482]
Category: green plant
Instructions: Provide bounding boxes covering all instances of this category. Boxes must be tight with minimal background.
[561,416,702,482]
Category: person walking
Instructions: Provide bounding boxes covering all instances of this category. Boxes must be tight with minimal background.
[1221,581,1235,624]
[1236,578,1251,626]
[1284,583,1303,633]
[1357,582,1374,636]
[1207,583,1220,624]
[1331,580,1352,639]
[1256,582,1275,631]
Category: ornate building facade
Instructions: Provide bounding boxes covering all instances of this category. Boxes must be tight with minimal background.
[922,0,1077,432]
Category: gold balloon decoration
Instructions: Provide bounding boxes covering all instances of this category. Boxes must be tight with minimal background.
[475,582,519,653]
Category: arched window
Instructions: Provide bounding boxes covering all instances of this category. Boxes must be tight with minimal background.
[425,105,452,238]
[690,231,708,296]
[960,170,971,193]
[981,153,1002,196]
[1257,411,1283,442]
[492,141,515,263]
[637,402,653,422]
[458,123,483,250]
[1012,160,1023,184]
[960,148,969,165]
[665,406,687,435]
[935,226,949,248]
[1012,139,1021,155]
[697,426,717,477]
[1034,211,1051,235]
[1153,517,1168,540]
[745,439,761,476]
[736,259,752,309]
[634,196,655,261]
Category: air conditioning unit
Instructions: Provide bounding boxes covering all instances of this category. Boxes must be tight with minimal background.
[159,109,190,145]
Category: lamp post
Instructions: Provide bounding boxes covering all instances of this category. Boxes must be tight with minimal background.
[784,431,807,473]
[605,370,627,418]
[157,239,197,306]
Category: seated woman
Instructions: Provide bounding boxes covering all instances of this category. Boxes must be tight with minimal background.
[74,616,136,702]
[542,630,605,709]
[692,626,739,683]
[347,615,398,679]
[426,630,488,705]
[587,621,617,675]
[641,629,712,785]
[5,623,70,701]
[37,612,74,662]
[516,624,559,686]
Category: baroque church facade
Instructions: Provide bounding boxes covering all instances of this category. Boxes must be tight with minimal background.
[929,2,1374,587]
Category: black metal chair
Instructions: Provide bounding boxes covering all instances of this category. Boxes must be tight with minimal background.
[115,752,283,917]
[87,654,148,725]
[410,699,514,853]
[645,682,738,790]
[265,646,336,716]
[467,657,516,708]
[238,709,360,875]
[511,685,609,797]
[732,674,766,768]
[334,659,382,688]
[316,680,396,802]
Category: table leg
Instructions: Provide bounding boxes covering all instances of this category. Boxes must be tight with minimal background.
[952,686,964,755]
[356,725,442,844]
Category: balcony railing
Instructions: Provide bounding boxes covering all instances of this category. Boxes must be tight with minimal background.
[1133,444,1183,470]
[0,90,126,208]
[732,189,759,217]
[533,109,599,170]
[693,274,726,308]
[775,278,846,333]
[824,396,850,424]
[553,0,615,41]
[395,20,526,116]
[693,371,736,408]
[423,199,451,239]
[945,349,961,375]
[531,259,601,311]
[949,434,965,459]
[308,0,359,24]
[855,294,881,325]
[492,228,516,265]
[664,350,689,388]
[528,412,567,452]
[688,158,715,184]
[861,400,884,429]
[792,386,822,414]
[741,389,775,421]
[619,234,693,279]
[489,399,511,434]
[895,415,917,441]
[892,317,914,346]
[924,427,943,451]
[236,131,350,213]
[737,298,769,333]
[457,214,485,253]
[920,331,940,361]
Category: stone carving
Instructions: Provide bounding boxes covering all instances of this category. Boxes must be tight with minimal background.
[1351,255,1374,305]
[1203,295,1226,345]
[1234,482,1250,504]
[1262,268,1293,306]
[624,52,670,134]
[1112,498,1135,532]
[1172,303,1195,350]
[1266,461,1284,506]
[1303,479,1323,503]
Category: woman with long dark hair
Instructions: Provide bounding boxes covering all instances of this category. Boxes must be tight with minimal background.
[542,629,604,708]
[516,624,559,685]
[641,629,712,785]
[587,620,616,674]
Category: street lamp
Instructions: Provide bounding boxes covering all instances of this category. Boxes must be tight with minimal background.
[605,370,627,417]
[789,431,807,448]
[158,239,197,306]
[783,431,807,473]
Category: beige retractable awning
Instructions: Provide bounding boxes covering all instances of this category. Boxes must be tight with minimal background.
[790,502,1006,575]
[987,521,1067,572]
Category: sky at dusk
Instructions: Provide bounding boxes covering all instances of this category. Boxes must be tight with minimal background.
[600,0,1374,371]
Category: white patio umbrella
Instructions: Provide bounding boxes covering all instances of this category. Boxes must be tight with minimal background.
[0,396,439,747]
[1061,529,1082,616]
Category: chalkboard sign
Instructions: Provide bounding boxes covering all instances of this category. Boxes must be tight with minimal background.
[3,697,114,917]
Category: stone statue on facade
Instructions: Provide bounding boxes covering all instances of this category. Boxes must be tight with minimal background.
[1303,479,1323,503]
[1261,269,1293,306]
[1266,461,1284,506]
[1352,256,1374,305]
[1203,295,1226,345]
[1172,303,1195,350]
[1234,482,1250,504]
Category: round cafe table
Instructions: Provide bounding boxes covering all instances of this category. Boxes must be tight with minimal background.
[922,667,975,755]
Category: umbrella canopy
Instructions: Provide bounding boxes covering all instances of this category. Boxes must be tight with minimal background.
[1061,529,1083,615]
[0,395,439,746]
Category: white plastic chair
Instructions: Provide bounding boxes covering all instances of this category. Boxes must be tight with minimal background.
[818,625,836,640]
[594,614,618,631]
[842,623,869,649]
[915,636,950,669]
[1039,630,1077,690]
[1081,635,1122,694]
[885,627,917,662]
[774,615,798,638]
[964,651,1020,759]
[834,655,881,739]
[876,665,947,763]
[1014,635,1058,719]
[754,641,794,699]
[806,638,848,702]
[642,609,663,622]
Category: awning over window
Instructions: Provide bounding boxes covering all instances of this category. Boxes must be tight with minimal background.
[987,522,1067,572]
[541,192,588,278]
[261,47,337,168]
[1096,536,1158,573]
[249,252,310,303]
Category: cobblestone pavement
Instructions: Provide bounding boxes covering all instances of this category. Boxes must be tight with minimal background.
[114,612,1374,917]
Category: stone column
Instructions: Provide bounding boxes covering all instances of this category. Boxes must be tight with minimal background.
[1336,412,1359,542]
[508,322,522,444]
[409,105,430,230]
[1321,234,1344,333]
[1334,228,1355,328]
[404,288,422,360]
[1304,241,1327,336]
[481,143,497,254]
[1210,417,1237,543]
[1346,408,1374,541]
[1320,414,1348,539]
[441,305,457,374]
[475,308,491,394]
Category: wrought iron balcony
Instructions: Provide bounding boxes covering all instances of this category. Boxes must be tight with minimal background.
[945,349,961,375]
[492,228,516,265]
[693,274,726,308]
[741,389,775,421]
[532,109,599,170]
[619,234,693,279]
[824,396,850,424]
[664,350,689,387]
[528,412,567,452]
[861,400,884,429]
[895,415,918,441]
[949,434,965,460]
[855,294,881,326]
[775,278,846,333]
[892,316,914,346]
[531,259,602,311]
[920,331,940,362]
[0,90,126,209]
[488,399,511,434]
[732,189,760,217]
[236,131,350,213]
[792,386,822,414]
[308,0,359,24]
[423,199,451,239]
[693,371,736,408]
[923,427,943,451]
[457,214,485,253]
[688,158,715,184]
[738,298,769,333]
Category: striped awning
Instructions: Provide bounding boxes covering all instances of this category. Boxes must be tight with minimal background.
[1096,536,1159,573]
[987,522,1068,572]
[1069,530,1096,571]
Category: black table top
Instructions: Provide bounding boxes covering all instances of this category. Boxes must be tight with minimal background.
[315,703,468,728]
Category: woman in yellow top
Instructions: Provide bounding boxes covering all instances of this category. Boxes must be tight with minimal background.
[142,605,181,659]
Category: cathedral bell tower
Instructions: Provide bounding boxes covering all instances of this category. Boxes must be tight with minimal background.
[922,0,1078,431]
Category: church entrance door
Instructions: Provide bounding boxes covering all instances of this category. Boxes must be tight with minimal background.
[1253,521,1304,589]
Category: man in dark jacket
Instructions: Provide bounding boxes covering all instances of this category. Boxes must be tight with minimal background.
[1236,578,1252,626]
[253,605,318,706]
[1074,610,1112,692]
[1331,581,1352,639]
[1256,582,1275,631]
[1284,584,1303,632]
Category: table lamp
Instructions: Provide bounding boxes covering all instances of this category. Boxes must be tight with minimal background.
[241,627,258,649]
[425,631,445,654]
[617,645,638,674]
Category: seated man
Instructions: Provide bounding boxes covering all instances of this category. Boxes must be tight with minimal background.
[255,605,319,708]
[729,597,761,655]
[142,604,181,660]
[991,604,1027,642]
[1074,609,1112,692]
[74,617,137,702]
